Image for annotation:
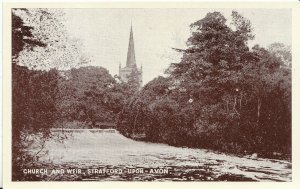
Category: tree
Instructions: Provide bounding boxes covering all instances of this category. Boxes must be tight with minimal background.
[11,8,85,180]
[12,9,46,62]
[268,42,292,67]
[13,8,88,70]
[166,11,291,155]
[57,66,132,128]
[118,76,171,137]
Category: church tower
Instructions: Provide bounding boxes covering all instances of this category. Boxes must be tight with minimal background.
[119,24,142,86]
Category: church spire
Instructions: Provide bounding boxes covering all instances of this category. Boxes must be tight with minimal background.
[126,23,136,68]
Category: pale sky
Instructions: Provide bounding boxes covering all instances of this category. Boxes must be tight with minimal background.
[64,9,291,84]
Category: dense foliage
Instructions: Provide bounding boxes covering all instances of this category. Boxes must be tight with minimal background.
[118,11,291,158]
[12,9,61,180]
[56,66,135,128]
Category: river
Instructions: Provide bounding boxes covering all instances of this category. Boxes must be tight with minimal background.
[25,129,292,181]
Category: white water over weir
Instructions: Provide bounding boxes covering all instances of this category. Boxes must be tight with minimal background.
[50,128,117,133]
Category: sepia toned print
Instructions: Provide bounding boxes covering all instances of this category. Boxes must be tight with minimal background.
[11,8,291,182]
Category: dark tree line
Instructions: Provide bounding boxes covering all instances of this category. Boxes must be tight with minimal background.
[118,11,291,159]
[12,9,61,180]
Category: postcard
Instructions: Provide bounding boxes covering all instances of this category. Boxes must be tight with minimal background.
[2,2,300,189]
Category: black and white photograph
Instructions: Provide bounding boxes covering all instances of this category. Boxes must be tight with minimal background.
[7,5,294,183]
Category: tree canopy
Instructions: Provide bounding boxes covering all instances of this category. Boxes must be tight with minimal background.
[13,8,88,70]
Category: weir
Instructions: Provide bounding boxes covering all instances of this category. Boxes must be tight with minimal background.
[50,128,117,133]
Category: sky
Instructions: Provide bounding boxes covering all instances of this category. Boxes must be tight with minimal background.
[64,9,292,84]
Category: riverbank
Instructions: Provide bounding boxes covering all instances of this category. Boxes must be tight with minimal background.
[124,132,291,161]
